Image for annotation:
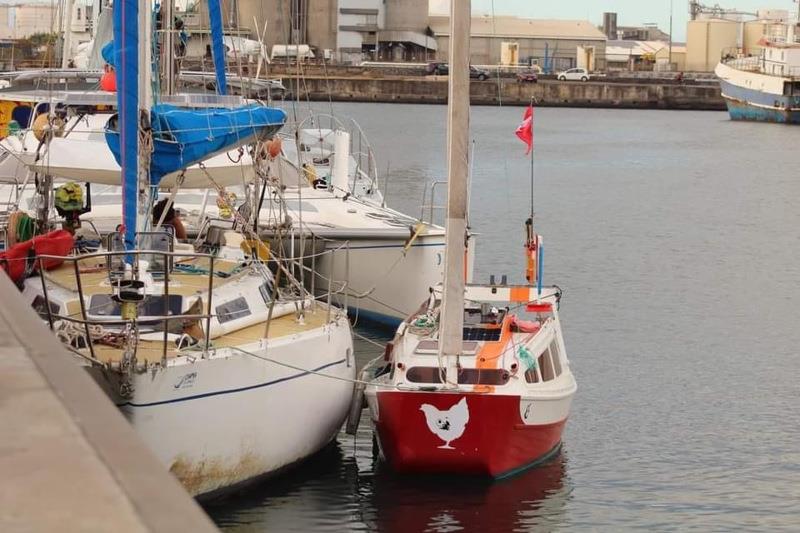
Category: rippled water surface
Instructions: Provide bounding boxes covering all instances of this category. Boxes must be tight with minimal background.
[207,104,800,531]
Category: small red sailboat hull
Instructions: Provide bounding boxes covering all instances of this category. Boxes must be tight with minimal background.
[372,391,567,478]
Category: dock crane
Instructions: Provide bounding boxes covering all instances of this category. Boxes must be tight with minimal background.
[688,1,757,20]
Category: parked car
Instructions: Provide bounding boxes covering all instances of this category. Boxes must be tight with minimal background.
[469,65,490,81]
[556,68,590,82]
[426,62,490,81]
[516,69,538,83]
[426,61,447,75]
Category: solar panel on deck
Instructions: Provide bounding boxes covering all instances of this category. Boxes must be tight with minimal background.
[462,327,501,341]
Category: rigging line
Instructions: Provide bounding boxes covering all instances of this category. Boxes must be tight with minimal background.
[352,329,389,349]
[198,163,306,297]
[320,51,335,118]
[229,346,400,389]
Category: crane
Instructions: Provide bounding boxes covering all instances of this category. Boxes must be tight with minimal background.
[688,1,757,20]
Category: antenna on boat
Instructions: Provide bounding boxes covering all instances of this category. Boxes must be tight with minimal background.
[528,96,536,222]
[437,0,471,389]
[524,96,539,290]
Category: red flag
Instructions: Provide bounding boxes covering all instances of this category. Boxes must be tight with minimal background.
[515,105,534,154]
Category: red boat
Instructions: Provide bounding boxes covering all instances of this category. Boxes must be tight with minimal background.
[362,0,575,478]
[364,283,576,478]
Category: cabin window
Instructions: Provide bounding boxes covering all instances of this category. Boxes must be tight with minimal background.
[259,282,272,304]
[457,368,510,385]
[32,295,59,321]
[406,367,445,383]
[215,297,250,324]
[525,367,540,383]
[550,341,563,377]
[539,348,555,381]
[87,294,183,318]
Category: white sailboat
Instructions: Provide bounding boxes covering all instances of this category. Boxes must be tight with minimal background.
[15,0,355,499]
[0,108,460,325]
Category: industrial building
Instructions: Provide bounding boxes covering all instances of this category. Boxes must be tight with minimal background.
[428,15,607,71]
[606,40,687,72]
[234,1,606,69]
[236,0,436,64]
[686,18,739,71]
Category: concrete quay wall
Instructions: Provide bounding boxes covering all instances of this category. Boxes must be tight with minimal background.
[285,76,726,110]
[0,274,218,533]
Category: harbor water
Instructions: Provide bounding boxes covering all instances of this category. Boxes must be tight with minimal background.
[207,104,800,531]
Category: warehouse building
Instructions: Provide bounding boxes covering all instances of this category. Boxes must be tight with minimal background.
[429,15,607,71]
[235,2,606,68]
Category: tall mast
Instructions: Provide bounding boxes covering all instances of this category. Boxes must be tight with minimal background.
[61,0,76,68]
[161,0,176,95]
[114,0,152,254]
[209,0,228,95]
[438,0,470,388]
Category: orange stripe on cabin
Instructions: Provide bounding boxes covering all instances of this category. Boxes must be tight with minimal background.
[474,316,513,394]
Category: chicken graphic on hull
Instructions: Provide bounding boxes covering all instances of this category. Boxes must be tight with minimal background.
[419,397,469,449]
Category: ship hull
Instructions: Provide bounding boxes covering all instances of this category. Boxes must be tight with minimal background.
[717,65,800,124]
[86,319,355,499]
[369,391,570,478]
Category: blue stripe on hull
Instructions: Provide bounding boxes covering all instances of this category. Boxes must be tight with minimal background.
[350,307,402,330]
[725,99,800,124]
[720,79,800,124]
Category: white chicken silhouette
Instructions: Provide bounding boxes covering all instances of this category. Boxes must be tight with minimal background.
[419,397,469,449]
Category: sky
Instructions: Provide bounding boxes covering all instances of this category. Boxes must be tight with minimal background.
[442,0,800,41]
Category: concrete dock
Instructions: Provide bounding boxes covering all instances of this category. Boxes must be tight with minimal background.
[0,274,217,532]
[266,65,725,110]
[282,75,725,110]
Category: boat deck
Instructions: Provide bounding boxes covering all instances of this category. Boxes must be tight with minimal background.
[44,256,240,296]
[90,306,331,365]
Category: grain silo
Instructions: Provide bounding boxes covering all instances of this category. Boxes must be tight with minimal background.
[686,18,739,71]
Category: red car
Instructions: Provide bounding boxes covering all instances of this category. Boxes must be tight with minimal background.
[517,70,538,83]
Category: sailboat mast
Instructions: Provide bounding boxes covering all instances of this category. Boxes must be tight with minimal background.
[137,0,153,239]
[161,0,176,95]
[438,0,470,387]
[61,0,76,68]
[114,0,152,254]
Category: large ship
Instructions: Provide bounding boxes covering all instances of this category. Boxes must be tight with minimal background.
[715,25,800,124]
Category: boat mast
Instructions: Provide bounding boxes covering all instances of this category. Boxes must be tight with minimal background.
[161,0,176,95]
[209,0,228,95]
[61,0,75,68]
[438,0,470,388]
[114,0,153,254]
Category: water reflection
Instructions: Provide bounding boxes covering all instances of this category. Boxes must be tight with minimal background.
[208,434,571,533]
[365,451,571,533]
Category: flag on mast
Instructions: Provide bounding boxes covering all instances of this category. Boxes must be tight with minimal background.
[515,105,534,154]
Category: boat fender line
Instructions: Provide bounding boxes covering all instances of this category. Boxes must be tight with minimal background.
[345,380,366,435]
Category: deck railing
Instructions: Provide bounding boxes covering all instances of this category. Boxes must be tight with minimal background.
[34,240,355,365]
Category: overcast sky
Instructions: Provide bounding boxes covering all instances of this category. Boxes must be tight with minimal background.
[435,0,800,41]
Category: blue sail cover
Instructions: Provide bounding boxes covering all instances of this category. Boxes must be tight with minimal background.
[101,40,115,66]
[208,0,227,95]
[105,104,286,183]
[112,0,138,253]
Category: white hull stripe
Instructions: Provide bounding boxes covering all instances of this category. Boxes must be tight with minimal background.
[721,93,800,112]
[117,359,347,408]
[330,242,445,250]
